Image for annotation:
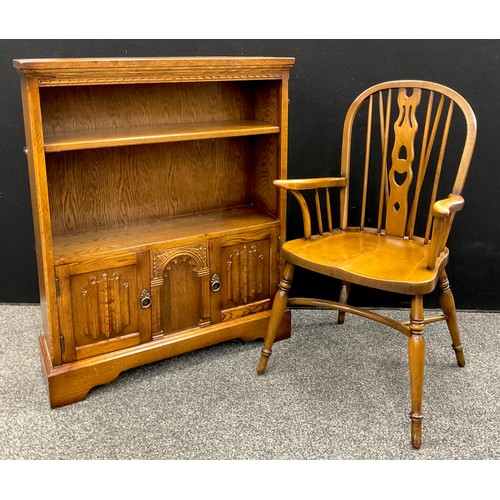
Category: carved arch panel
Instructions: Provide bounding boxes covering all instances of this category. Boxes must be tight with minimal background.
[151,243,210,337]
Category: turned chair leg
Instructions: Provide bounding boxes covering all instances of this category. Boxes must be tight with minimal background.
[408,295,425,449]
[257,262,295,375]
[438,270,466,367]
[337,281,350,324]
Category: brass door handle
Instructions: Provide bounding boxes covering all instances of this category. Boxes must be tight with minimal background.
[140,288,152,309]
[211,274,221,292]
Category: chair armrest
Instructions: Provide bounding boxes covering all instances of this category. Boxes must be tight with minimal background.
[274,178,347,239]
[427,194,465,269]
[274,177,347,190]
[432,194,464,218]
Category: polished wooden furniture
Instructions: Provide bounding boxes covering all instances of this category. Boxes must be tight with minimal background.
[14,56,294,407]
[257,80,477,449]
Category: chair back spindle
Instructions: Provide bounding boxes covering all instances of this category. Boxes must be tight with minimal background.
[377,89,392,233]
[315,189,324,236]
[360,95,373,231]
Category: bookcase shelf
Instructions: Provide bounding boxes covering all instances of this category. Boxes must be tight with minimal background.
[44,120,280,152]
[52,206,279,265]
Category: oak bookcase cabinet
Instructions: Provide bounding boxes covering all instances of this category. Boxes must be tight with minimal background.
[14,57,295,407]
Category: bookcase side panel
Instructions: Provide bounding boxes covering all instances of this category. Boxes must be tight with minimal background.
[19,77,62,365]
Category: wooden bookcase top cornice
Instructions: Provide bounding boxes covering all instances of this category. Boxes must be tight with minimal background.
[13,56,296,86]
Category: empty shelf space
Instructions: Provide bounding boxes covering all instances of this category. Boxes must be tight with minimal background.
[52,206,279,264]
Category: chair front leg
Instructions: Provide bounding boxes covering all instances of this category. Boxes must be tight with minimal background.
[408,295,425,449]
[438,269,466,367]
[257,262,295,375]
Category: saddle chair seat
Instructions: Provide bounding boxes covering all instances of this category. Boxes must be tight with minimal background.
[282,229,449,295]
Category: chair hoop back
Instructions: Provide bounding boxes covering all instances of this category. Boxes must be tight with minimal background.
[340,80,476,240]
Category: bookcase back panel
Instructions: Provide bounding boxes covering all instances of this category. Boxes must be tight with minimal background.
[254,135,279,216]
[39,81,280,134]
[46,138,254,235]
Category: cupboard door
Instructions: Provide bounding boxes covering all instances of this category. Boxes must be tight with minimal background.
[210,228,279,323]
[151,243,211,338]
[56,252,151,362]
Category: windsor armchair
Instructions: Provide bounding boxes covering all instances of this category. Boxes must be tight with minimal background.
[257,80,477,449]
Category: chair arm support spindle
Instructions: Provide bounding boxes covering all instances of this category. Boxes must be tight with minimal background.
[290,190,312,239]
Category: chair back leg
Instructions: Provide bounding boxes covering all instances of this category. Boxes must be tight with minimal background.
[438,270,466,367]
[337,281,350,324]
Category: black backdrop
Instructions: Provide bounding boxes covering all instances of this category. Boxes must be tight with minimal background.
[1,39,498,310]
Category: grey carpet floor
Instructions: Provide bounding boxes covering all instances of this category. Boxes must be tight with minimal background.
[0,304,499,460]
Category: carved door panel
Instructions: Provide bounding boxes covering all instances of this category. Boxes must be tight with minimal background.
[56,252,151,363]
[210,227,279,323]
[151,243,211,338]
